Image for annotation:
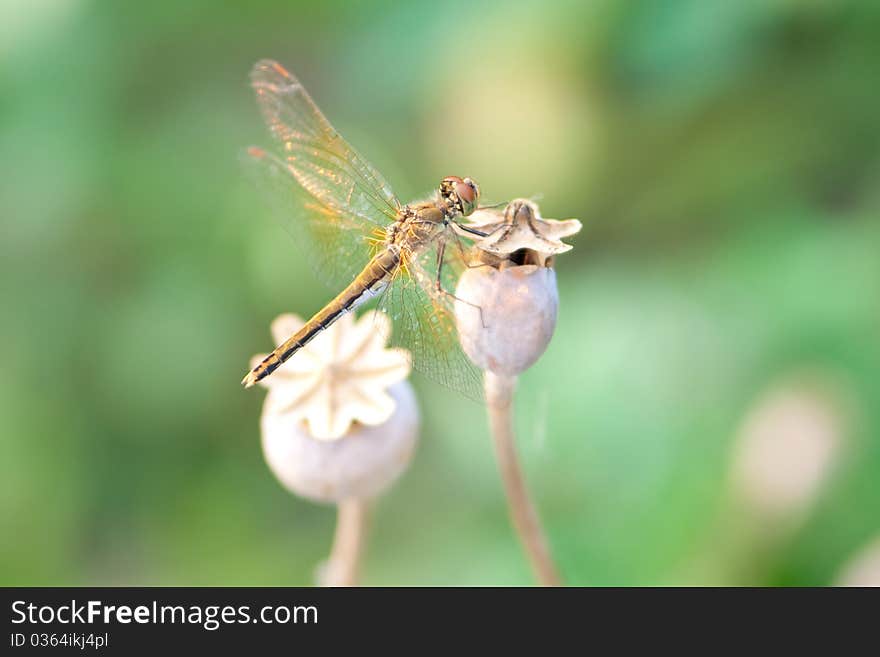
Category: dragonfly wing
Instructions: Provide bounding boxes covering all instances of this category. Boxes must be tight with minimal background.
[250,60,401,226]
[243,146,378,289]
[376,229,484,401]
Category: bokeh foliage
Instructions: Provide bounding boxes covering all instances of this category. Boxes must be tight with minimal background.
[1,0,879,585]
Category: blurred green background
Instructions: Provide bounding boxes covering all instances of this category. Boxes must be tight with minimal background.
[2,0,879,586]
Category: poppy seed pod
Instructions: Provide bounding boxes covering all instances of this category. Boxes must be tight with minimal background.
[454,199,577,586]
[454,199,579,376]
[250,311,420,503]
[261,381,419,503]
[455,265,559,376]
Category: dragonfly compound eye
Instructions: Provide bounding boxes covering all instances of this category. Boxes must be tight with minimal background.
[457,178,480,216]
[440,176,479,217]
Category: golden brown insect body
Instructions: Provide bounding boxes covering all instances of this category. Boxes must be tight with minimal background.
[242,177,479,388]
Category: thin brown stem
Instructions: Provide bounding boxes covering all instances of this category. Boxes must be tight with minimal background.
[485,371,562,586]
[319,498,371,586]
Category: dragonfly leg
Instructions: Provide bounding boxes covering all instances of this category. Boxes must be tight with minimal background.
[450,226,496,271]
[451,219,511,242]
[454,223,489,238]
[434,239,487,329]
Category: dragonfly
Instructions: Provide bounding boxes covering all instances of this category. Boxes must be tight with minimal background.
[241,60,490,399]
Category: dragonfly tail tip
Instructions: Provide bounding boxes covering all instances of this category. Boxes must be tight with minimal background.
[241,371,258,388]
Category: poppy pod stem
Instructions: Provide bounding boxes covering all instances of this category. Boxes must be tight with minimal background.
[485,372,562,586]
[320,498,372,587]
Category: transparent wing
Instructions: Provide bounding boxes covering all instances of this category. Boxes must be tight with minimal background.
[245,60,403,289]
[376,228,484,401]
[243,146,380,289]
[250,59,401,225]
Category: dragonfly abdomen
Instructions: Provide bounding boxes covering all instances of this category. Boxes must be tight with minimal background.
[242,248,399,387]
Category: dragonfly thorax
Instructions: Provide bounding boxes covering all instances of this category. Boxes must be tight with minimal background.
[387,203,447,250]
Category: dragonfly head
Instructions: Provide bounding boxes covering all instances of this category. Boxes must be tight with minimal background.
[440,176,480,217]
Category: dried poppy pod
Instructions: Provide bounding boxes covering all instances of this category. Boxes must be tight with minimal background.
[251,311,419,503]
[455,265,559,377]
[250,310,419,586]
[261,381,419,503]
[454,199,581,376]
[453,198,580,586]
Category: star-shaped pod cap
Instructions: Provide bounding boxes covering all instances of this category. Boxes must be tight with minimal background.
[463,198,582,266]
[250,311,411,441]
